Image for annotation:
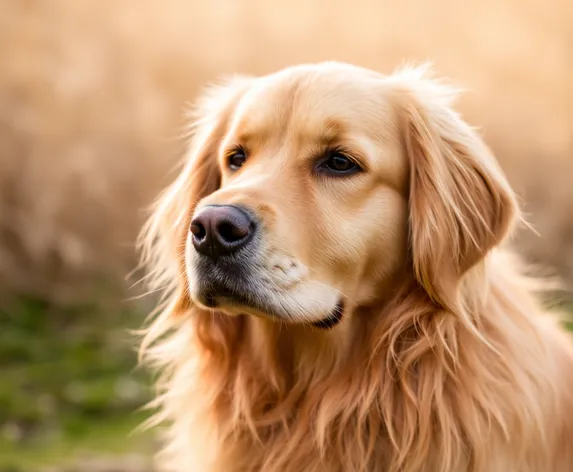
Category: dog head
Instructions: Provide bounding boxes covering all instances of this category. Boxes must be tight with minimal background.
[144,62,517,329]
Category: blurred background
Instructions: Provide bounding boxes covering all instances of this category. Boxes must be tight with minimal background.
[0,0,571,470]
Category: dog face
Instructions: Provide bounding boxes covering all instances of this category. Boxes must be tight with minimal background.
[162,62,516,327]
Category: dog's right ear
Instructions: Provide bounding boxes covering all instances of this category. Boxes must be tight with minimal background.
[138,76,252,308]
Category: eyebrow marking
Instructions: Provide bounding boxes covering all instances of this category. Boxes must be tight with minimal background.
[305,119,348,147]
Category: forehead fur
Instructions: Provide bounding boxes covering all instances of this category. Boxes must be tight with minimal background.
[225,63,398,146]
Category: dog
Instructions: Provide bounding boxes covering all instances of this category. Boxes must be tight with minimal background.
[139,62,573,472]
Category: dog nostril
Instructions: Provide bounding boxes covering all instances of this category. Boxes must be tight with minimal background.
[190,222,206,241]
[191,205,255,258]
[217,221,249,243]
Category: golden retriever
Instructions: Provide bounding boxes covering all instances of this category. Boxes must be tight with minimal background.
[139,62,573,472]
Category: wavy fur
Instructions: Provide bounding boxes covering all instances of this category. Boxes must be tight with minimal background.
[138,63,573,472]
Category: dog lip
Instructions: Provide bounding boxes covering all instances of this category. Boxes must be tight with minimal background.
[203,293,218,308]
[311,300,344,329]
[200,283,261,311]
[197,282,344,328]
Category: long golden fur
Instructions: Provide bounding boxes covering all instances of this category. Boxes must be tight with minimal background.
[139,62,573,472]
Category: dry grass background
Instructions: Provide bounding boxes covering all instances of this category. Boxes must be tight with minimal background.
[1,0,572,304]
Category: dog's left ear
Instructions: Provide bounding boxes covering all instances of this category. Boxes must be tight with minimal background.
[392,67,519,310]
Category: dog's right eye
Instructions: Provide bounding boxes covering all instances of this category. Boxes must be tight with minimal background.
[227,148,247,171]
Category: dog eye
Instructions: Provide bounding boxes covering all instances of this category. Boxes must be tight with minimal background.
[227,148,247,171]
[319,151,360,175]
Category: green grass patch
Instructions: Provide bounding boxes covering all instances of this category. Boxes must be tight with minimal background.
[0,295,155,470]
[0,413,154,470]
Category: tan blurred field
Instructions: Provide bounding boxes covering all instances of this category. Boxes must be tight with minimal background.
[1,0,572,303]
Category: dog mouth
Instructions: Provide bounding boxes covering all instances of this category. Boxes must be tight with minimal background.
[202,284,255,309]
[198,283,344,328]
[311,300,344,329]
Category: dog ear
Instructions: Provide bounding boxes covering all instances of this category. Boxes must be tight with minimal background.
[393,66,518,311]
[139,76,252,310]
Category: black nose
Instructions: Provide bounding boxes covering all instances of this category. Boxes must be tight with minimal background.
[190,205,255,259]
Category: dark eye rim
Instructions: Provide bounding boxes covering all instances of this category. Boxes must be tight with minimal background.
[226,146,247,171]
[315,148,363,177]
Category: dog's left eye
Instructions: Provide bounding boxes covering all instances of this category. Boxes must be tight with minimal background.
[318,151,360,175]
[227,148,247,171]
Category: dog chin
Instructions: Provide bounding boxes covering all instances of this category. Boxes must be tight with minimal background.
[191,283,344,329]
